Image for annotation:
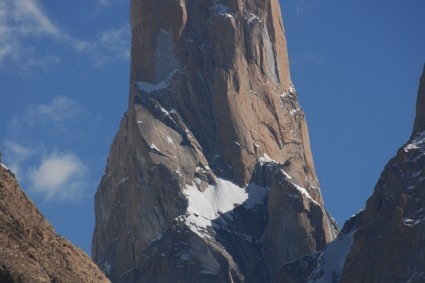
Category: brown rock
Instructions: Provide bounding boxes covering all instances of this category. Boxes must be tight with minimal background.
[93,0,337,282]
[275,65,425,283]
[0,165,109,283]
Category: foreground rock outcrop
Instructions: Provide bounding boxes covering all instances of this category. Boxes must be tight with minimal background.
[93,0,337,282]
[0,165,109,283]
[276,65,425,283]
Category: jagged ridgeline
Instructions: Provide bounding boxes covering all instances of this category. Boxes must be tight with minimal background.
[276,66,425,283]
[92,0,337,282]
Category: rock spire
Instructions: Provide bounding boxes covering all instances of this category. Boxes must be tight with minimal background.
[413,64,425,135]
[93,0,337,282]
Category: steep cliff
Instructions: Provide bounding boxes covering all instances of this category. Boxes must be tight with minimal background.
[338,65,425,283]
[0,165,109,283]
[276,66,425,283]
[92,0,337,282]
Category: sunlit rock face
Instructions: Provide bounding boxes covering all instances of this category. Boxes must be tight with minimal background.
[0,166,110,283]
[92,0,337,282]
[275,66,425,283]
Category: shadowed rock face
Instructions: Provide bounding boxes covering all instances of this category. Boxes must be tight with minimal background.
[0,166,109,283]
[338,66,425,283]
[92,0,337,282]
[413,64,425,134]
[275,66,425,283]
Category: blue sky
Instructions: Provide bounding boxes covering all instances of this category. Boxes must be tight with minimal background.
[0,0,424,254]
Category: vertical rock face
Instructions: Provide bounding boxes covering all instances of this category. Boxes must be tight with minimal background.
[93,0,337,282]
[276,66,425,283]
[413,64,425,134]
[0,165,109,283]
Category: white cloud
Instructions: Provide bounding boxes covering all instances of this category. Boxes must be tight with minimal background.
[12,0,60,36]
[27,96,81,123]
[1,140,90,202]
[98,0,112,6]
[9,96,81,130]
[3,140,33,178]
[96,0,121,7]
[4,140,31,160]
[0,0,61,67]
[0,0,129,71]
[295,0,308,16]
[94,26,130,65]
[29,152,87,201]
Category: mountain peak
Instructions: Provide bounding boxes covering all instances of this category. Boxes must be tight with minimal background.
[413,63,425,135]
[93,0,337,281]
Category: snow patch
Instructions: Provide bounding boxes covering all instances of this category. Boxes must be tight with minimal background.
[103,262,112,275]
[116,177,129,187]
[165,136,174,145]
[194,178,202,185]
[135,80,169,93]
[281,169,293,180]
[281,85,296,99]
[259,153,276,163]
[150,143,161,152]
[182,179,266,237]
[404,130,425,152]
[247,13,261,24]
[308,231,356,283]
[213,2,232,18]
[0,163,9,170]
[292,182,319,205]
[290,108,301,116]
[201,269,217,275]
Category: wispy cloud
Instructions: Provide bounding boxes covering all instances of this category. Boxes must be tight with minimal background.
[29,152,87,201]
[0,0,61,68]
[97,0,113,6]
[9,96,81,129]
[3,140,33,178]
[2,140,90,202]
[0,0,129,71]
[12,0,60,36]
[27,96,81,124]
[93,26,130,65]
[295,0,308,16]
[289,0,317,17]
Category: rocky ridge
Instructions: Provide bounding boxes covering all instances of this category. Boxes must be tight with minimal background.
[0,165,109,283]
[276,65,425,283]
[93,0,337,282]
